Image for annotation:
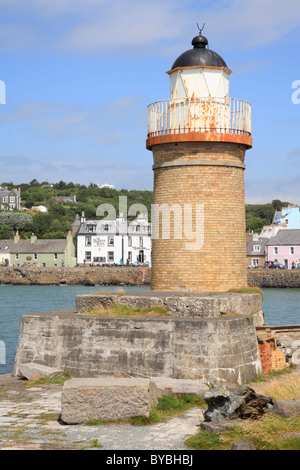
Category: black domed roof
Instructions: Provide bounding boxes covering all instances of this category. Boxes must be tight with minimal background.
[171,34,228,70]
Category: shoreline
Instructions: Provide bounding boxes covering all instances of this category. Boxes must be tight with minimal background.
[1,266,300,288]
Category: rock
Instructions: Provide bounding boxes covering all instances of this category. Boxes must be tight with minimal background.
[272,399,300,418]
[19,363,63,381]
[203,384,274,421]
[151,377,209,397]
[231,440,257,450]
[60,377,160,424]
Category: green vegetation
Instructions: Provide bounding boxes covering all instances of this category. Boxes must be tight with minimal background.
[85,303,169,317]
[228,286,264,300]
[245,199,291,232]
[185,415,300,450]
[0,180,153,239]
[25,373,71,387]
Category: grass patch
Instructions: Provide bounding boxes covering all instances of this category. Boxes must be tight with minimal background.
[130,394,206,426]
[85,303,169,318]
[25,373,71,388]
[253,373,300,401]
[228,286,264,300]
[185,414,300,450]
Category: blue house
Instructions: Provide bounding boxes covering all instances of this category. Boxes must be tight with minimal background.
[273,206,300,230]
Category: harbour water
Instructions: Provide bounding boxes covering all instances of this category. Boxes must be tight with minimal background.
[0,285,299,375]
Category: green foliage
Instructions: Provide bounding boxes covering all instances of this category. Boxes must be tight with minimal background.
[245,199,292,232]
[0,179,154,239]
[0,224,13,238]
[0,212,33,230]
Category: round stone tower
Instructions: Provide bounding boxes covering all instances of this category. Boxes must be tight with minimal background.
[146,31,252,292]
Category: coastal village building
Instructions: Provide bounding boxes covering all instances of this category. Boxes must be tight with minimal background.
[266,229,300,269]
[260,205,300,239]
[0,187,21,211]
[0,231,76,267]
[77,213,151,265]
[247,237,268,267]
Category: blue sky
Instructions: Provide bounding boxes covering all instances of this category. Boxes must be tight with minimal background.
[0,0,299,204]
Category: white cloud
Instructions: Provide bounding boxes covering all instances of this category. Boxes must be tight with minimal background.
[201,0,300,49]
[0,0,299,55]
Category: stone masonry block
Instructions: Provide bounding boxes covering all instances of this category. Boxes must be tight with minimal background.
[60,377,161,424]
[19,363,63,381]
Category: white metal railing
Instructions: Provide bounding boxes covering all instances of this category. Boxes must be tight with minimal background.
[147,97,251,138]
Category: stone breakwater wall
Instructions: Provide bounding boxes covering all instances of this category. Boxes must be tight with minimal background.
[247,269,300,288]
[1,266,300,288]
[13,309,262,385]
[0,266,151,286]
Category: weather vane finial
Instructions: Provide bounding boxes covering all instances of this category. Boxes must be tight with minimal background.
[197,22,205,35]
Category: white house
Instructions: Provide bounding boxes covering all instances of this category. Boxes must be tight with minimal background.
[77,213,151,266]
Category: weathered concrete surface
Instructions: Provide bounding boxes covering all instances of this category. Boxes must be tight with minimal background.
[0,266,150,286]
[75,291,264,325]
[61,377,160,424]
[248,268,300,288]
[13,309,262,385]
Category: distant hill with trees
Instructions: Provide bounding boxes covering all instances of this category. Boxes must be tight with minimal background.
[0,180,295,239]
[0,180,153,240]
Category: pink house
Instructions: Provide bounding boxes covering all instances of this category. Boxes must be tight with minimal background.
[267,229,300,269]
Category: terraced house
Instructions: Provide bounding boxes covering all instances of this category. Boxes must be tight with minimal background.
[0,231,76,267]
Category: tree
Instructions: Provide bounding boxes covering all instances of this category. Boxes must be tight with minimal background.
[0,224,13,238]
[0,212,33,231]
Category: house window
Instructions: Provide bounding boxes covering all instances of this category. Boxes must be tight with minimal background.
[128,251,132,262]
[10,197,15,202]
[128,236,132,247]
[252,258,259,267]
[54,253,58,260]
[253,245,260,252]
[290,247,295,255]
[108,251,114,262]
[2,197,7,202]
[108,237,114,246]
[103,225,109,232]
[85,251,91,262]
[86,224,96,233]
[139,236,143,247]
[273,247,278,255]
[136,225,140,232]
[34,253,37,260]
[15,254,19,260]
[85,236,91,246]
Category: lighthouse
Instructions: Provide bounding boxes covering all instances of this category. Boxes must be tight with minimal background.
[147,29,252,292]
